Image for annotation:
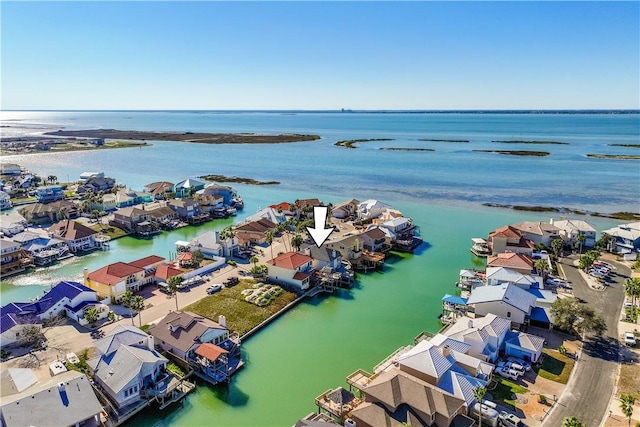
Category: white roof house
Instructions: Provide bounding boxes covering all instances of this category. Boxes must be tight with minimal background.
[443,314,512,362]
[485,267,543,289]
[357,199,392,220]
[602,222,640,254]
[0,368,38,397]
[467,283,537,326]
[552,218,597,247]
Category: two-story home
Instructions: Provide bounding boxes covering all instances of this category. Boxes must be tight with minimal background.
[235,218,277,246]
[0,238,31,277]
[325,235,363,261]
[357,199,392,221]
[49,220,105,252]
[511,221,561,247]
[144,181,174,199]
[149,205,178,227]
[267,252,314,291]
[359,227,390,253]
[76,176,116,195]
[0,308,41,348]
[487,225,535,256]
[84,255,164,302]
[0,212,27,237]
[300,244,342,271]
[486,252,534,275]
[331,198,360,220]
[11,230,70,266]
[552,218,597,250]
[0,191,12,210]
[88,325,168,409]
[112,206,153,232]
[201,184,235,205]
[442,313,512,363]
[174,178,206,198]
[0,371,104,427]
[19,201,79,225]
[149,311,242,384]
[35,185,65,203]
[114,188,153,208]
[602,222,640,254]
[466,283,537,327]
[185,230,239,259]
[167,198,209,224]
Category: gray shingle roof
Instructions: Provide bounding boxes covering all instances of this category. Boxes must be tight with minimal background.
[94,324,150,356]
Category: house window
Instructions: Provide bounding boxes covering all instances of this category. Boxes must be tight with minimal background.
[134,385,138,393]
[507,311,511,318]
[125,390,129,397]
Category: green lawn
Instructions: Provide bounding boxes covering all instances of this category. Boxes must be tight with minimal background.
[534,348,575,384]
[184,279,298,336]
[89,224,129,239]
[490,378,528,409]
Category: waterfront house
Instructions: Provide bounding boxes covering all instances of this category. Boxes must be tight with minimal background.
[347,368,471,427]
[183,230,239,259]
[359,227,390,253]
[49,219,105,252]
[0,191,12,210]
[0,238,31,277]
[269,201,295,216]
[485,267,543,289]
[88,325,168,409]
[235,218,277,246]
[300,244,342,271]
[602,222,640,254]
[79,171,104,181]
[552,218,597,249]
[326,234,363,261]
[442,314,512,363]
[511,221,561,247]
[84,255,164,302]
[149,312,242,384]
[267,252,314,291]
[244,206,286,224]
[11,230,70,266]
[357,199,392,221]
[76,176,116,195]
[466,283,537,327]
[0,371,103,427]
[0,309,41,348]
[487,225,534,256]
[144,181,175,199]
[20,201,79,225]
[35,185,65,203]
[174,178,206,198]
[0,163,21,176]
[112,206,150,231]
[486,252,534,276]
[196,193,225,215]
[99,193,117,211]
[167,198,209,224]
[114,187,154,208]
[149,205,179,227]
[331,198,360,220]
[201,183,235,205]
[154,263,183,282]
[0,212,27,237]
[1,281,108,327]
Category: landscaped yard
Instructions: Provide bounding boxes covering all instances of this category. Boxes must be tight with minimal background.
[89,224,129,239]
[534,348,575,384]
[184,279,298,336]
[490,378,528,409]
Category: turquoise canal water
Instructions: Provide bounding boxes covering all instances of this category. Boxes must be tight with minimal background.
[0,111,636,426]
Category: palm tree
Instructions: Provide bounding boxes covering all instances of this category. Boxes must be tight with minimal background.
[624,278,640,307]
[291,234,304,252]
[562,416,585,427]
[575,234,586,254]
[47,175,57,185]
[473,386,486,427]
[121,290,135,326]
[535,259,548,278]
[551,238,564,259]
[250,256,259,267]
[167,276,183,311]
[265,230,275,261]
[620,393,637,427]
[132,295,145,327]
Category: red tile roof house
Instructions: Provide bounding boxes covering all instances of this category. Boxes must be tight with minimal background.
[267,252,314,292]
[234,218,277,246]
[486,253,534,276]
[84,255,165,303]
[487,225,534,256]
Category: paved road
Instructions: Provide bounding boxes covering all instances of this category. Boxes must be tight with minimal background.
[543,256,629,427]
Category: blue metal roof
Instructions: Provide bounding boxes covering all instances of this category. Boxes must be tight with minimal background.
[442,294,468,306]
[529,306,551,323]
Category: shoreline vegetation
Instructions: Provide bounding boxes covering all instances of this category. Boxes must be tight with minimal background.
[473,149,550,157]
[417,138,469,143]
[492,140,569,145]
[0,140,150,156]
[482,203,640,221]
[586,154,640,160]
[608,143,640,148]
[43,129,321,144]
[379,148,435,152]
[334,138,394,148]
[199,174,280,185]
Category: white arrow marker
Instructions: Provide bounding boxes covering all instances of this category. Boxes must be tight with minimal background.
[306,206,335,248]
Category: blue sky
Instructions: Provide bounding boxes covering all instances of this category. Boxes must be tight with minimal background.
[2,1,638,110]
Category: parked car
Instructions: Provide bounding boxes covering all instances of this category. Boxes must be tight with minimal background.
[499,411,523,427]
[496,367,521,381]
[506,357,532,371]
[499,361,526,376]
[224,276,239,287]
[624,332,636,347]
[206,284,223,294]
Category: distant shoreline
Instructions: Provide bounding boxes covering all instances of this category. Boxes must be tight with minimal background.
[482,203,640,221]
[43,129,321,144]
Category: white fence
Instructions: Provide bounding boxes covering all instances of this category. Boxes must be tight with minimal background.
[181,256,226,279]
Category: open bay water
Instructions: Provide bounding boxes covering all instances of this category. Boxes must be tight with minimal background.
[0,111,638,426]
